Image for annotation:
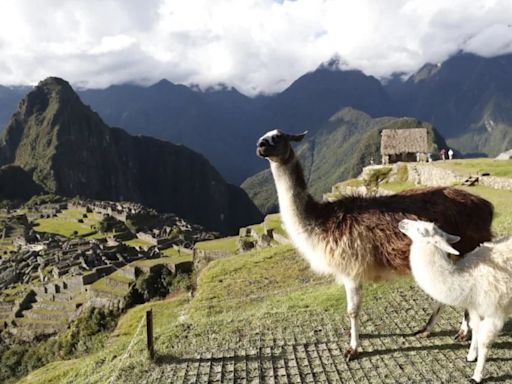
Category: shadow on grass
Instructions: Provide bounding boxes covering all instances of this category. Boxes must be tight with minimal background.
[484,374,512,383]
[153,348,285,366]
[360,329,459,339]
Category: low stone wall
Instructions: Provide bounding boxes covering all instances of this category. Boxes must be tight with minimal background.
[118,266,138,280]
[272,233,291,245]
[88,290,126,310]
[406,163,464,186]
[406,163,512,191]
[64,275,85,291]
[193,249,232,270]
[479,175,512,190]
[32,301,74,312]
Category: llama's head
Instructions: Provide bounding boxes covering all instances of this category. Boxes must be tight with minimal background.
[398,219,461,255]
[256,129,307,163]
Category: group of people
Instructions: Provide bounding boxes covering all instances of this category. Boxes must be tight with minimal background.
[414,148,453,163]
[440,148,454,160]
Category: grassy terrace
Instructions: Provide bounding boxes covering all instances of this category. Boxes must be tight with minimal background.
[132,249,192,267]
[434,158,512,177]
[123,238,152,248]
[19,243,416,384]
[90,268,134,297]
[194,235,239,253]
[34,208,102,238]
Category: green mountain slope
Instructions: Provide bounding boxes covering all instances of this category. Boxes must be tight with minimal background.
[242,108,444,213]
[0,77,262,234]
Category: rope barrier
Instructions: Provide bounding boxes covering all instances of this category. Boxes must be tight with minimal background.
[107,314,146,384]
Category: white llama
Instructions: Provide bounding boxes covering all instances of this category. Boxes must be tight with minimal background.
[399,219,512,383]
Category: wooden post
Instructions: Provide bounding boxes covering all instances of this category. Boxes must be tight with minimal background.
[146,309,155,360]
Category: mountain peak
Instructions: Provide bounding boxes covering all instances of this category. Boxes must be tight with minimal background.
[38,76,72,88]
[20,76,80,116]
[150,79,175,88]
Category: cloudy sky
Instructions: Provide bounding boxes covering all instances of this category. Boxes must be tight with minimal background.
[1,0,512,95]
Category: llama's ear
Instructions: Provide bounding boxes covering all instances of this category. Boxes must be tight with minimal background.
[430,236,460,255]
[445,233,460,244]
[433,226,460,244]
[287,131,308,142]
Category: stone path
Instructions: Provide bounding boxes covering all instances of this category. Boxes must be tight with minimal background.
[144,287,512,383]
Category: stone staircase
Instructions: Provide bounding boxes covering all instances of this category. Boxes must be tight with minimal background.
[462,175,479,186]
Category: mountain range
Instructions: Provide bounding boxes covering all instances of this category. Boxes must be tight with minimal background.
[2,52,509,185]
[1,52,511,216]
[0,78,262,234]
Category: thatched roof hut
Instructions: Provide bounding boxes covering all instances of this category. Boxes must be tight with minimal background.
[380,128,428,164]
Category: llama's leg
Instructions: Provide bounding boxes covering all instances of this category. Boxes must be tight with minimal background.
[415,301,442,337]
[470,317,503,383]
[343,278,362,361]
[466,310,479,362]
[455,309,471,342]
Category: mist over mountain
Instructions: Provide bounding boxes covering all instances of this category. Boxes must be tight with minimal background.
[0,77,262,234]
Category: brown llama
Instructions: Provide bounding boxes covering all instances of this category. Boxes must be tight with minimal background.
[256,129,494,360]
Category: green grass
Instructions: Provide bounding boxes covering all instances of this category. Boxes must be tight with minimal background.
[434,158,512,177]
[194,236,238,253]
[264,213,287,237]
[380,181,416,192]
[33,209,102,238]
[90,276,131,297]
[18,295,190,384]
[20,241,416,384]
[457,185,512,236]
[123,238,152,248]
[132,254,192,268]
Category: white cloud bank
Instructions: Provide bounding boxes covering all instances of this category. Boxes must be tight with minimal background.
[0,0,511,94]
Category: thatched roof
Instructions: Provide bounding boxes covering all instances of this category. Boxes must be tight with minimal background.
[380,128,428,155]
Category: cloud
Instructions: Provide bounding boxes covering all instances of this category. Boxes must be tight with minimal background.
[0,0,511,94]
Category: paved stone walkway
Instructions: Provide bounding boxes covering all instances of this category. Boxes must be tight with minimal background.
[146,287,512,383]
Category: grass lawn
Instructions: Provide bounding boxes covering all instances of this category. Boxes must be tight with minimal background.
[380,180,417,192]
[194,236,239,253]
[20,243,414,384]
[90,270,133,297]
[131,253,192,268]
[434,158,512,177]
[33,209,102,238]
[264,213,287,237]
[457,185,512,236]
[123,238,152,248]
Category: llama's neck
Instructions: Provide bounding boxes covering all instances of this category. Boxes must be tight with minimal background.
[409,242,471,307]
[270,151,314,231]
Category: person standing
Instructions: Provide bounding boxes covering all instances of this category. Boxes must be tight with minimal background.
[440,148,447,160]
[448,148,454,160]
